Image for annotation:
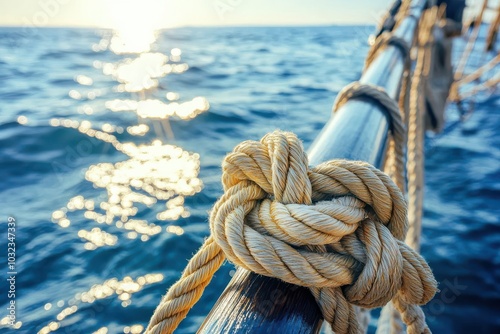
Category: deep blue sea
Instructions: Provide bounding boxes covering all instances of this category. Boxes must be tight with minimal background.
[0,26,498,334]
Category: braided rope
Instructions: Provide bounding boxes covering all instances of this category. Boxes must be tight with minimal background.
[145,131,437,334]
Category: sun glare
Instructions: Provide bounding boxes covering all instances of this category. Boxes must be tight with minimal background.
[105,0,167,54]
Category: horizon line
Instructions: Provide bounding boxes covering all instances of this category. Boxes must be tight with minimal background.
[0,22,376,30]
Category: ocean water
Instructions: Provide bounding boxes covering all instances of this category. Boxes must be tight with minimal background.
[0,26,498,334]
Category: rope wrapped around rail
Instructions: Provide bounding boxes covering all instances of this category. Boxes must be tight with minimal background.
[146,128,437,334]
[333,82,406,192]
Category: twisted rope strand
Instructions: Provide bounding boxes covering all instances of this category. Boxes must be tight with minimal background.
[146,237,224,333]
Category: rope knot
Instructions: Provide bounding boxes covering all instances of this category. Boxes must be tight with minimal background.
[146,131,437,334]
[210,130,437,333]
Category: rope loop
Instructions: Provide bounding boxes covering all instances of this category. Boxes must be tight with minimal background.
[333,82,406,190]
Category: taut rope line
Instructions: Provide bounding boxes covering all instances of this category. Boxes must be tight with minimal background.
[146,131,437,334]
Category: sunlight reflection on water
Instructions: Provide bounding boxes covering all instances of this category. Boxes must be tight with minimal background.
[25,15,210,334]
[49,120,202,246]
[106,97,210,120]
[37,274,164,334]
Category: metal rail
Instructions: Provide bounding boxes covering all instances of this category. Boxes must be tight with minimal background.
[198,1,428,332]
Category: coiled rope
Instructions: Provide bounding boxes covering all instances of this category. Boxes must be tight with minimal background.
[146,128,437,334]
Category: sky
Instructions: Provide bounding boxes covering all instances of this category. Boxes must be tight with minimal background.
[0,0,395,29]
